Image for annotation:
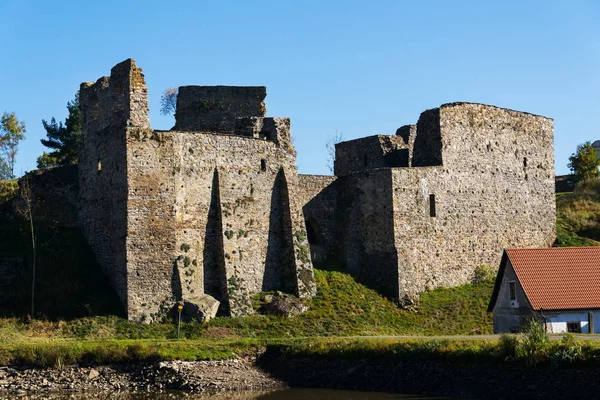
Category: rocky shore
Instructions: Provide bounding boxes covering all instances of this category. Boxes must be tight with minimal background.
[0,358,285,396]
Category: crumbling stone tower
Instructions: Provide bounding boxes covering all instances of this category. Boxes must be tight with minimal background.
[300,103,556,299]
[79,59,315,321]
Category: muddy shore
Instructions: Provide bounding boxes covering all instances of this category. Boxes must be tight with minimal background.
[3,356,600,399]
[0,359,285,395]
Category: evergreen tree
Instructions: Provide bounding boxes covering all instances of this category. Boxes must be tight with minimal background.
[37,94,81,168]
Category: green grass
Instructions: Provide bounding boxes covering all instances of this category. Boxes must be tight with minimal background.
[555,179,600,246]
[3,334,600,369]
[0,338,260,367]
[0,270,494,343]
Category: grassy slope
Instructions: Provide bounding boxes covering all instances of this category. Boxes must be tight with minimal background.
[555,182,600,246]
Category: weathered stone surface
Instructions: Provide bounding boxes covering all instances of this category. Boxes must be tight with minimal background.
[72,58,554,321]
[78,59,316,322]
[174,86,266,133]
[183,294,220,322]
[259,292,309,318]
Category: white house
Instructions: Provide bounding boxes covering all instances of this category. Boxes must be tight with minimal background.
[488,247,600,334]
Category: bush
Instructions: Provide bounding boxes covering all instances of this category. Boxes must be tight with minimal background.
[517,318,550,366]
[498,334,519,360]
[574,178,600,195]
[550,334,582,367]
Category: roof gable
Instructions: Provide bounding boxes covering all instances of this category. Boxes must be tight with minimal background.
[498,247,600,311]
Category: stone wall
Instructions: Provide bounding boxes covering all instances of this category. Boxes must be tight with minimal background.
[78,59,149,308]
[174,86,266,133]
[390,103,555,297]
[79,59,315,321]
[298,175,338,265]
[325,102,555,300]
[123,130,316,319]
[338,169,399,296]
[75,58,555,319]
[334,135,408,176]
[18,165,78,228]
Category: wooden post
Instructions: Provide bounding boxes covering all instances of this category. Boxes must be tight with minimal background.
[589,312,594,334]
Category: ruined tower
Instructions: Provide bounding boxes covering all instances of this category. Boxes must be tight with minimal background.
[301,103,555,298]
[79,59,315,321]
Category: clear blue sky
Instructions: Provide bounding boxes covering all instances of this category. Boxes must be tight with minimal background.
[1,0,598,176]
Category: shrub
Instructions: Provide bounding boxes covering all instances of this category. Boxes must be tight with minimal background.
[550,334,582,367]
[498,334,519,360]
[517,318,550,366]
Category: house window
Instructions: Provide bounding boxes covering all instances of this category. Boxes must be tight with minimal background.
[567,322,582,333]
[97,160,102,172]
[260,159,266,172]
[429,194,436,217]
[509,281,516,301]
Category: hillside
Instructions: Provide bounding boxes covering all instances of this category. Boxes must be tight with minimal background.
[555,179,600,247]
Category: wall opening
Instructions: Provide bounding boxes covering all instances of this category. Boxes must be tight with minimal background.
[305,219,321,245]
[97,160,102,172]
[364,154,368,167]
[261,159,267,172]
[523,157,527,168]
[429,194,436,217]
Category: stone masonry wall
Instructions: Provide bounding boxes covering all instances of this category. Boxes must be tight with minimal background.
[78,59,149,309]
[337,169,399,297]
[390,103,555,297]
[124,130,316,319]
[79,59,315,321]
[334,135,408,176]
[174,86,266,133]
[297,175,338,265]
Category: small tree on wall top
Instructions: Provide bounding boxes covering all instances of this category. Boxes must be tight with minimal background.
[568,141,600,182]
[160,87,178,116]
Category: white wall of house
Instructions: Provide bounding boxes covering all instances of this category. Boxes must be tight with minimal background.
[545,311,600,334]
[546,312,590,333]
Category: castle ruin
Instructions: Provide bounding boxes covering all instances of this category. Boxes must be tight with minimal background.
[77,59,555,321]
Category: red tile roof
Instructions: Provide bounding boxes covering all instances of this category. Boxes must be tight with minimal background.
[506,247,600,310]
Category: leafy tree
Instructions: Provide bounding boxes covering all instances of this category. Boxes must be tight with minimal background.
[0,111,26,179]
[37,94,81,169]
[160,87,178,116]
[568,141,600,182]
[0,158,10,180]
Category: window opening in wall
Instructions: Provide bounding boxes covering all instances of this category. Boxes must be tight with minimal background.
[567,322,582,333]
[523,157,527,168]
[509,281,516,301]
[305,219,321,245]
[97,160,102,172]
[260,159,266,172]
[429,194,436,217]
[364,154,368,167]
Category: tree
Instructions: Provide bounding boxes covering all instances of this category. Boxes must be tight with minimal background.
[14,175,38,317]
[0,158,10,180]
[37,93,81,168]
[160,87,178,116]
[325,130,344,174]
[0,111,26,179]
[568,141,600,182]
